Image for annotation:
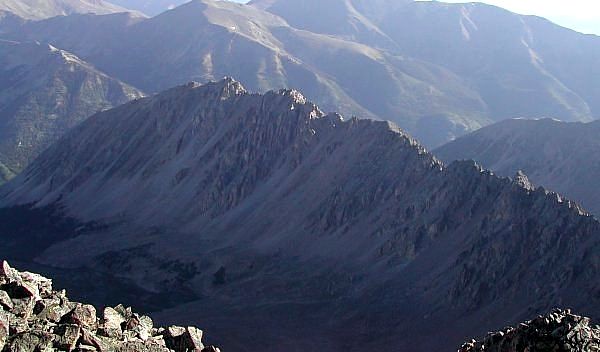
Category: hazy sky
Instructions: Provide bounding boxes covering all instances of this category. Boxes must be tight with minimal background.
[230,0,600,35]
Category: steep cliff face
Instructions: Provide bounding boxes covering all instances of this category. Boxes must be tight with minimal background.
[0,79,598,351]
[0,40,144,184]
[435,118,600,216]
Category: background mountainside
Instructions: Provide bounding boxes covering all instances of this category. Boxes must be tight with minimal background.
[6,0,488,147]
[1,79,597,352]
[253,0,600,123]
[435,118,600,216]
[248,0,407,50]
[2,0,598,147]
[106,0,189,16]
[0,0,131,19]
[0,40,144,185]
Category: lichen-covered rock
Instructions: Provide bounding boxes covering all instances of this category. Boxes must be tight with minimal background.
[102,306,126,338]
[0,261,20,284]
[9,330,54,352]
[459,309,600,352]
[63,304,98,331]
[0,261,218,352]
[164,326,204,352]
[0,311,8,351]
[126,313,154,341]
[54,324,81,351]
[0,290,13,310]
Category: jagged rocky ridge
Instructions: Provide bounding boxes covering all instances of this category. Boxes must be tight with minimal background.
[0,79,598,351]
[435,118,600,217]
[0,260,219,352]
[460,309,599,352]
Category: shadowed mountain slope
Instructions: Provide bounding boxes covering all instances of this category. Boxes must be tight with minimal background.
[1,79,597,351]
[435,118,600,217]
[0,40,144,184]
[1,261,596,352]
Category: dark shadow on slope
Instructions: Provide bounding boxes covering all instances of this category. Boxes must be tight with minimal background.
[0,204,198,313]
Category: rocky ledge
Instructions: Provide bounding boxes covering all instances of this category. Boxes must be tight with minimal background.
[0,261,219,352]
[459,309,599,352]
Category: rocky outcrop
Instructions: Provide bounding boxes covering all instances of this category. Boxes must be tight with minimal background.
[459,309,600,352]
[0,261,219,352]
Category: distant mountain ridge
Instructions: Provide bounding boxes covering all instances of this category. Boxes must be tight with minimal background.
[106,0,189,16]
[435,118,600,217]
[2,0,598,147]
[0,0,133,20]
[1,79,597,351]
[254,0,600,122]
[0,40,144,184]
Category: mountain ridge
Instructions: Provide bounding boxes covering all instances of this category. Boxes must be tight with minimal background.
[1,78,597,351]
[435,118,600,217]
[0,39,144,185]
[104,0,188,16]
[6,0,599,146]
[0,0,136,20]
[254,0,600,126]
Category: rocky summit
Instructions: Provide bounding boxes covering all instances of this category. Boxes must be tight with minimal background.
[0,260,219,352]
[460,309,600,352]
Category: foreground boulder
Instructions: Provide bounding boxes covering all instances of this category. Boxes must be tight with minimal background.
[0,261,219,352]
[459,309,600,352]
